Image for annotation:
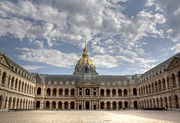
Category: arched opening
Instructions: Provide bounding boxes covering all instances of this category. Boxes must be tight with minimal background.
[52,101,56,109]
[65,89,69,96]
[0,95,3,109]
[175,95,179,108]
[169,96,172,108]
[155,82,158,92]
[134,101,138,109]
[151,83,154,93]
[12,98,16,109]
[124,101,128,109]
[11,77,15,88]
[15,79,18,89]
[58,101,62,109]
[37,87,41,95]
[71,89,75,96]
[46,101,50,109]
[47,88,51,96]
[53,89,57,96]
[133,88,137,96]
[86,89,90,96]
[164,97,168,108]
[2,72,6,85]
[100,89,104,96]
[112,101,116,110]
[100,102,104,109]
[162,78,166,90]
[85,101,90,110]
[59,89,63,96]
[18,80,21,91]
[160,98,163,108]
[36,101,40,109]
[158,80,161,91]
[64,102,68,109]
[124,89,128,97]
[166,77,170,89]
[118,101,122,109]
[172,74,176,87]
[8,97,12,109]
[112,89,116,97]
[118,89,122,97]
[106,89,110,97]
[70,102,75,109]
[107,102,111,110]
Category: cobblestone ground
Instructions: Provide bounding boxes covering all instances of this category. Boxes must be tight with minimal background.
[0,110,180,123]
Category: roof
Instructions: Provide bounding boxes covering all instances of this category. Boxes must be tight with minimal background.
[141,52,180,79]
[32,73,140,85]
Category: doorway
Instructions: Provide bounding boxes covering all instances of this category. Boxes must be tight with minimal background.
[86,102,90,110]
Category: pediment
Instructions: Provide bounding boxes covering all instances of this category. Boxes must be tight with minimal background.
[0,54,9,68]
[77,80,97,86]
[167,57,180,71]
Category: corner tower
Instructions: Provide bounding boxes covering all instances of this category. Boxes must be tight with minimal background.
[73,41,98,75]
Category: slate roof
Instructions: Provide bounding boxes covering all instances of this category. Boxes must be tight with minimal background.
[32,73,140,85]
[0,52,34,81]
[140,52,180,79]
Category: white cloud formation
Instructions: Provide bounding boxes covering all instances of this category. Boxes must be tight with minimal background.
[23,65,46,70]
[0,0,167,50]
[171,44,180,54]
[146,0,180,42]
[18,48,79,68]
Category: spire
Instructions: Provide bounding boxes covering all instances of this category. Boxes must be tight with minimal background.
[82,40,88,57]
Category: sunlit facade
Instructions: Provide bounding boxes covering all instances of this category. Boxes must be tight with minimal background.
[0,43,180,110]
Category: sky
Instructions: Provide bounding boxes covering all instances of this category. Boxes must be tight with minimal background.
[0,0,180,75]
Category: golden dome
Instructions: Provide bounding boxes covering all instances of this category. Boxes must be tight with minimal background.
[73,40,98,75]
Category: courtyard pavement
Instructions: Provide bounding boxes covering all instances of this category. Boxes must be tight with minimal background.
[0,110,179,123]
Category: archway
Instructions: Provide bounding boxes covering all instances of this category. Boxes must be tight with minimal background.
[47,88,51,96]
[134,101,138,109]
[70,102,75,109]
[37,87,41,95]
[64,102,68,109]
[86,89,90,96]
[58,101,62,109]
[112,101,116,110]
[107,102,111,110]
[124,101,128,109]
[52,101,56,109]
[118,89,122,97]
[124,89,128,97]
[100,89,104,96]
[100,102,104,109]
[133,88,137,96]
[53,89,57,96]
[118,101,122,109]
[86,101,90,110]
[175,95,179,108]
[46,101,50,109]
[0,95,3,109]
[106,89,110,97]
[36,101,40,109]
[8,97,12,109]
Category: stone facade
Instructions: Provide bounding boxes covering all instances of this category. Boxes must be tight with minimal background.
[0,50,180,110]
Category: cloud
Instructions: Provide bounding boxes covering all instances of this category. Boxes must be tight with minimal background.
[0,0,167,52]
[171,44,180,54]
[146,0,180,42]
[23,65,46,70]
[92,55,118,68]
[18,48,79,68]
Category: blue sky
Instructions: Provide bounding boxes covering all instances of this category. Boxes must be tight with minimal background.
[0,0,180,75]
